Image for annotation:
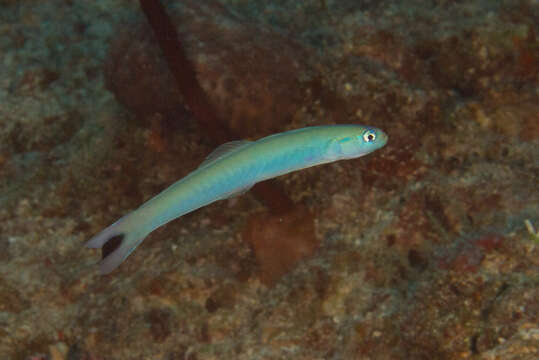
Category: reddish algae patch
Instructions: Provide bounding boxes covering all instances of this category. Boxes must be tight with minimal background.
[243,205,318,285]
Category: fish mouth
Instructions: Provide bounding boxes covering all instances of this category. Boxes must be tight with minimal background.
[378,131,388,147]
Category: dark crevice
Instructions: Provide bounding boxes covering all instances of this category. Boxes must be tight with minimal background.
[470,334,479,355]
[481,282,510,320]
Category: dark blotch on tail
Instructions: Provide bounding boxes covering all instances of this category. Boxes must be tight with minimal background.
[102,234,124,260]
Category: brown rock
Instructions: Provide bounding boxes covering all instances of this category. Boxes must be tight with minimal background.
[105,0,312,137]
[242,205,318,285]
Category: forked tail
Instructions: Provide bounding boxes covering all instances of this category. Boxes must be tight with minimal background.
[85,213,150,274]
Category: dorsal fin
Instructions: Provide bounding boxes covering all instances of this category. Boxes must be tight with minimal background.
[198,140,253,169]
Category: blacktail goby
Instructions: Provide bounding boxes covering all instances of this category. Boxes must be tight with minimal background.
[86,125,388,274]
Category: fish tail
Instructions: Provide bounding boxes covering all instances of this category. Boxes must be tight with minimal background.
[86,212,150,275]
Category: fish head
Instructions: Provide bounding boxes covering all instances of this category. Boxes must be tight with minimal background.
[325,125,388,160]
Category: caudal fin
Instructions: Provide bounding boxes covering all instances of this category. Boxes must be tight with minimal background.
[86,215,149,275]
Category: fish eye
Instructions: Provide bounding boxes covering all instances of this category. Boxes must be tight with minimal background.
[363,130,376,143]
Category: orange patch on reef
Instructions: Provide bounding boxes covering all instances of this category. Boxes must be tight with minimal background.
[146,116,167,153]
[242,205,318,285]
[513,27,538,80]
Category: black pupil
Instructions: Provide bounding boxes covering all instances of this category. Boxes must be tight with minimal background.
[368,134,374,141]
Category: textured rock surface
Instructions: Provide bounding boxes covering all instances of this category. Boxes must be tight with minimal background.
[105,0,312,137]
[0,0,537,359]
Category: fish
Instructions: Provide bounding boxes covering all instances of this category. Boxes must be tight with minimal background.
[86,125,388,274]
